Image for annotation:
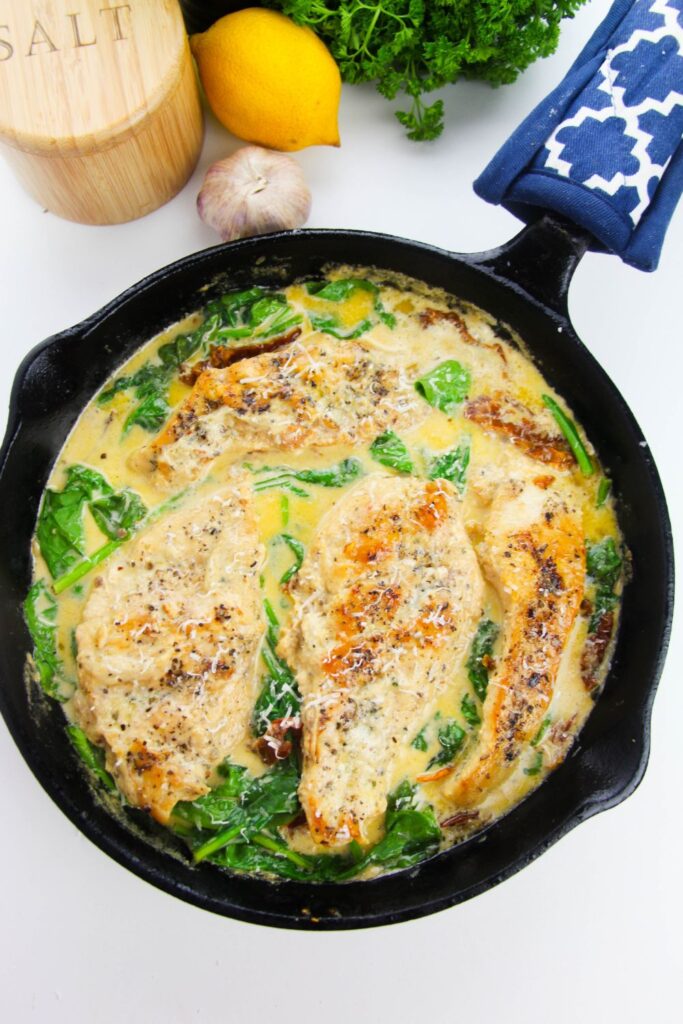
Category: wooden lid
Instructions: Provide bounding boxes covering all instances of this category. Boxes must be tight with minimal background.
[0,0,189,155]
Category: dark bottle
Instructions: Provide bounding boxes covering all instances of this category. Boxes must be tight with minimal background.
[179,2,251,34]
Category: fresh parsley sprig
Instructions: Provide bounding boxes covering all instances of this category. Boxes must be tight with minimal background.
[269,1,588,140]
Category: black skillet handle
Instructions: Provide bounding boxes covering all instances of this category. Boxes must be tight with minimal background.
[467,214,593,318]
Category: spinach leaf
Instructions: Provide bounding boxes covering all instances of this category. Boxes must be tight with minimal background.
[38,464,147,585]
[211,287,263,324]
[263,596,280,643]
[24,580,65,701]
[309,313,375,340]
[411,725,428,752]
[256,307,305,338]
[596,477,611,508]
[466,618,499,702]
[100,362,173,435]
[370,430,414,474]
[66,725,115,791]
[157,332,204,370]
[346,781,441,874]
[207,832,348,881]
[426,719,466,770]
[590,590,620,631]
[257,480,310,498]
[429,439,470,493]
[52,488,183,596]
[586,537,622,589]
[173,762,252,831]
[415,360,471,413]
[252,601,301,735]
[524,750,544,777]
[305,277,396,336]
[36,486,86,578]
[89,489,148,541]
[249,294,288,326]
[98,362,167,405]
[542,394,594,476]
[96,376,131,404]
[252,457,362,494]
[247,833,346,877]
[211,288,303,340]
[277,533,305,585]
[378,310,397,329]
[531,716,551,747]
[181,758,302,863]
[460,693,481,727]
[285,458,362,487]
[36,465,113,578]
[305,278,377,302]
[53,540,120,596]
[123,390,171,434]
[586,537,623,632]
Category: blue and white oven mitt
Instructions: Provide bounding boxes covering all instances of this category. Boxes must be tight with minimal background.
[474,0,683,270]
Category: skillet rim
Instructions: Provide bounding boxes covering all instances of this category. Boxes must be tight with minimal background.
[0,227,674,930]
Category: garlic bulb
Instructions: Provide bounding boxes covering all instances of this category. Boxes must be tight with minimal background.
[197,146,312,242]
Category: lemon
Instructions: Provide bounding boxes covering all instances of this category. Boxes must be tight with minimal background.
[191,9,341,151]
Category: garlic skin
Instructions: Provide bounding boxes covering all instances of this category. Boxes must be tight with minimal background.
[197,146,312,242]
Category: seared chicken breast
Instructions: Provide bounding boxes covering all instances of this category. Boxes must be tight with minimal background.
[73,473,264,823]
[465,392,574,468]
[279,474,484,848]
[132,336,425,488]
[443,464,585,808]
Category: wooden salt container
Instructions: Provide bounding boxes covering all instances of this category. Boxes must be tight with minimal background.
[0,1,204,224]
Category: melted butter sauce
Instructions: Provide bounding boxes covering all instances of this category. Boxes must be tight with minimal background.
[32,267,621,869]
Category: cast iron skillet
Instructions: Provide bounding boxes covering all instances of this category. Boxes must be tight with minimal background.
[0,215,673,929]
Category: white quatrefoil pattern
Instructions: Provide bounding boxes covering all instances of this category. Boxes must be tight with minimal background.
[539,0,683,227]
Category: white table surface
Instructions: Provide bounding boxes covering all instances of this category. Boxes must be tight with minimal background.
[1,3,681,1021]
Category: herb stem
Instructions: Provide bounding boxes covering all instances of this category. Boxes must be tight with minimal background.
[251,833,310,868]
[596,477,611,508]
[254,478,310,498]
[278,533,305,585]
[542,394,594,476]
[66,725,116,791]
[54,539,121,595]
[263,598,280,634]
[193,824,244,863]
